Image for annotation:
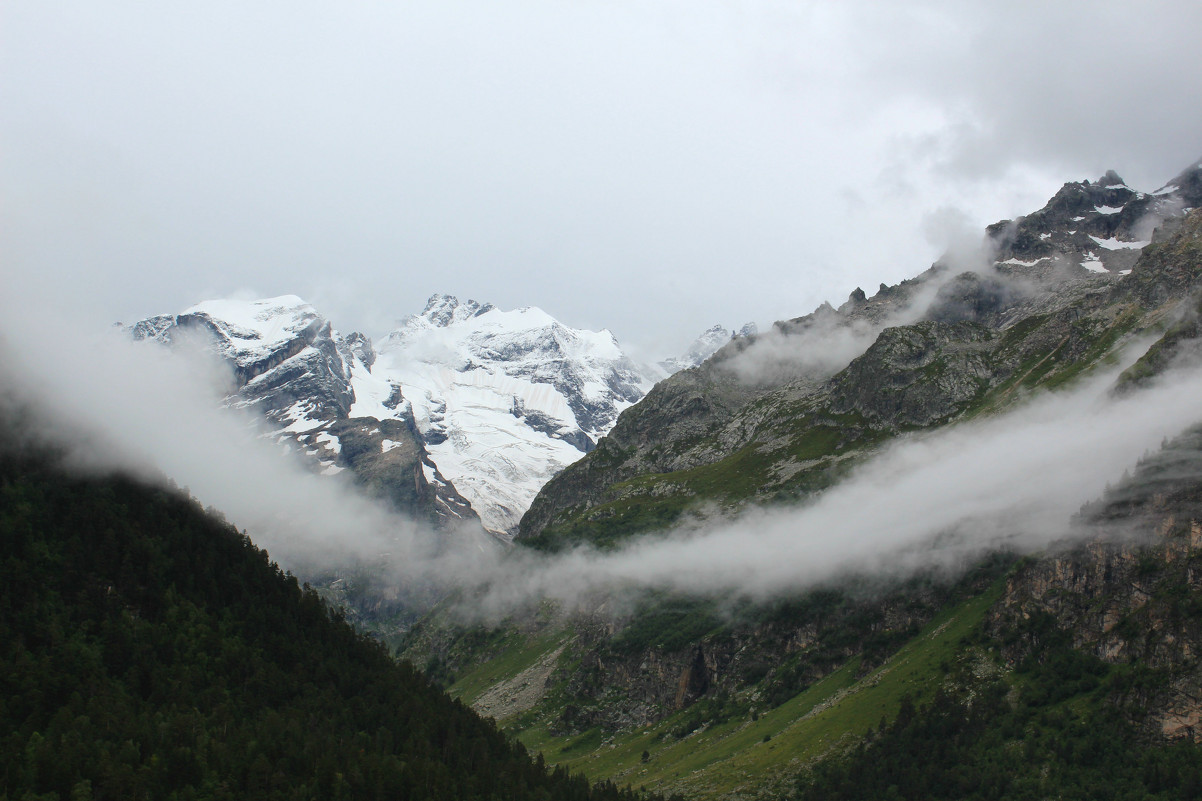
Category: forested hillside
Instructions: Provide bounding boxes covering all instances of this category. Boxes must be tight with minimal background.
[0,441,674,801]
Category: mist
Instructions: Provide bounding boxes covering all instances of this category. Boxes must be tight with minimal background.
[4,285,1201,622]
[715,223,999,387]
[0,296,445,575]
[463,351,1202,615]
[5,2,1201,358]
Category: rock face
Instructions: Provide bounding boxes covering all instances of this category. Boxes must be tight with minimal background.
[988,165,1200,279]
[518,162,1202,551]
[827,320,994,428]
[988,425,1202,741]
[131,296,354,425]
[131,296,477,527]
[132,293,659,536]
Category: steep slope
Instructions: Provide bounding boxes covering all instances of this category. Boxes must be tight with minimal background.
[519,163,1202,550]
[0,441,673,801]
[790,427,1202,801]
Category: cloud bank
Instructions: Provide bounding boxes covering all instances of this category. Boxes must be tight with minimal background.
[6,286,1200,623]
[3,1,1200,356]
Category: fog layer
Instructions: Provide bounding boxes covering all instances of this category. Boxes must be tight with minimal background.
[5,287,1199,620]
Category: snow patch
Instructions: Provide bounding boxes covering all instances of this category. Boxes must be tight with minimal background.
[381,439,403,453]
[1094,205,1124,215]
[367,295,657,532]
[281,401,325,433]
[1089,236,1150,251]
[314,431,341,454]
[421,462,446,487]
[183,296,321,367]
[1080,253,1108,273]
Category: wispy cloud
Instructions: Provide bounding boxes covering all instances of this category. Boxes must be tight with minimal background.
[4,272,1199,622]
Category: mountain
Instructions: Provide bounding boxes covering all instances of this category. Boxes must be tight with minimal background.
[658,324,758,375]
[0,432,673,801]
[363,294,659,535]
[131,293,659,537]
[131,295,478,529]
[517,162,1202,550]
[400,158,1202,799]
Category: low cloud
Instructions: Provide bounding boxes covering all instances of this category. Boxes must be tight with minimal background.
[454,346,1202,616]
[0,298,442,575]
[4,291,1200,623]
[714,226,999,387]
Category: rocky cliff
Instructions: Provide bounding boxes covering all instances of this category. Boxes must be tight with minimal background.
[989,424,1202,741]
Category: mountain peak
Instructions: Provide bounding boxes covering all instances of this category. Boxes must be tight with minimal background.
[660,325,735,374]
[185,294,315,324]
[135,295,327,371]
[368,296,658,534]
[419,294,496,327]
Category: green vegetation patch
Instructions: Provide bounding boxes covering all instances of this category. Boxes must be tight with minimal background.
[609,596,725,654]
[518,577,1008,800]
[796,629,1202,800]
[536,414,878,551]
[0,448,661,801]
[449,630,571,706]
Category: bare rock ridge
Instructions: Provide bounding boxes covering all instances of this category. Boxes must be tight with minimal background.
[516,158,1202,549]
[659,323,758,374]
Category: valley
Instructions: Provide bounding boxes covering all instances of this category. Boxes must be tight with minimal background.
[6,158,1202,800]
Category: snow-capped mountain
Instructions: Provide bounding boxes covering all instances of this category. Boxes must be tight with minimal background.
[131,293,659,536]
[355,294,659,535]
[659,323,758,374]
[130,295,478,527]
[989,164,1202,280]
[132,296,354,426]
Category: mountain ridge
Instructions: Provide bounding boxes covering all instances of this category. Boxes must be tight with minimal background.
[517,161,1202,549]
[396,156,1202,800]
[131,292,666,536]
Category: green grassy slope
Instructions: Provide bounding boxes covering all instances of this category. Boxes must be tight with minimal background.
[445,579,1007,800]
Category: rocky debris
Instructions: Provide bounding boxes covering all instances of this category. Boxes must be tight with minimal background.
[473,643,567,720]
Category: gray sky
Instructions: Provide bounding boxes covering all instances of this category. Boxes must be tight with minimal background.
[4,1,1201,358]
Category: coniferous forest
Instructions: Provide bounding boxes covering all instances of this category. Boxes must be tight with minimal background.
[0,442,673,801]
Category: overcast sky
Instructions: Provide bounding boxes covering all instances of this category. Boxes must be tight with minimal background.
[3,1,1201,359]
